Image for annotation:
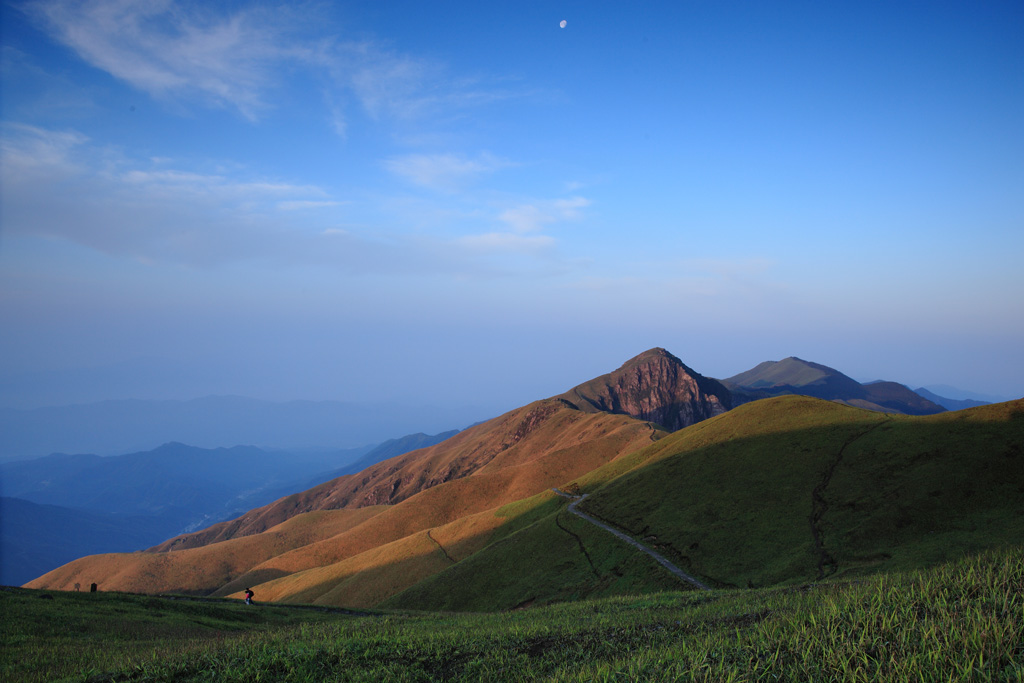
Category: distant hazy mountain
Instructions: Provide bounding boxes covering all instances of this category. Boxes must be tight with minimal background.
[723,357,945,415]
[323,430,461,479]
[0,443,336,519]
[920,384,1013,404]
[914,387,989,412]
[0,497,180,587]
[0,442,356,585]
[0,396,482,462]
[0,434,452,586]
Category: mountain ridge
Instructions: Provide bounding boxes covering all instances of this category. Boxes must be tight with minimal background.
[148,348,729,553]
[148,398,663,552]
[0,396,483,462]
[23,349,1022,613]
[723,356,945,415]
[914,386,990,411]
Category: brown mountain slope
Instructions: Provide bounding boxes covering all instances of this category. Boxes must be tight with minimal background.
[27,401,663,596]
[219,506,514,608]
[152,350,695,555]
[557,347,732,431]
[20,506,386,596]
[151,398,621,551]
[209,417,651,604]
[26,348,739,600]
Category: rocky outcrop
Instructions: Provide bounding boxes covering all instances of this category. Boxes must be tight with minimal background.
[557,348,732,432]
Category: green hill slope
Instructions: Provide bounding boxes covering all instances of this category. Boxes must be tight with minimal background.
[581,395,1024,587]
[382,490,685,612]
[386,396,1024,610]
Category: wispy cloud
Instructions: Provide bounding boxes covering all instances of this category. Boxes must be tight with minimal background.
[343,47,517,124]
[498,196,591,234]
[0,123,368,267]
[450,195,591,256]
[0,124,558,276]
[23,0,295,120]
[384,152,511,192]
[22,0,521,131]
[0,122,89,174]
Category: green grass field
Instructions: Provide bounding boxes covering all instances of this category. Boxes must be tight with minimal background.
[3,546,1022,682]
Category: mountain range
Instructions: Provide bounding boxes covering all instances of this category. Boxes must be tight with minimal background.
[25,348,1023,611]
[0,396,482,462]
[913,387,991,411]
[723,356,946,414]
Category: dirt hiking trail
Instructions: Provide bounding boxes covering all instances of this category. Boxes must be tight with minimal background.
[552,488,710,591]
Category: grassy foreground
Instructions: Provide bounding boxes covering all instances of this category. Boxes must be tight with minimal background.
[3,547,1022,682]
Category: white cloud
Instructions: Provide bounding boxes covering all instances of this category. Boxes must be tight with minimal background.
[448,194,591,256]
[0,124,554,277]
[384,152,510,192]
[498,196,591,233]
[334,39,520,126]
[24,0,294,120]
[0,123,89,176]
[0,123,362,266]
[23,1,522,131]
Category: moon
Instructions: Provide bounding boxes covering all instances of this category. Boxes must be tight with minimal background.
[559,19,567,28]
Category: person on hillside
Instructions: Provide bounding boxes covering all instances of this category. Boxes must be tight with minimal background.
[244,588,254,605]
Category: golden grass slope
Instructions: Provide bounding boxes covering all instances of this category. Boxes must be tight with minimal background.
[28,400,662,600]
[233,502,517,608]
[212,408,660,604]
[23,506,385,594]
[153,399,661,552]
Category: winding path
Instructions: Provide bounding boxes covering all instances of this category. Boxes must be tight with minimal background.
[551,489,710,591]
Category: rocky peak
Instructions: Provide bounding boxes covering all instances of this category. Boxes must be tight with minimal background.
[556,348,732,432]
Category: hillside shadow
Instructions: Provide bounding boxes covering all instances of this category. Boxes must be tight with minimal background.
[572,402,1024,590]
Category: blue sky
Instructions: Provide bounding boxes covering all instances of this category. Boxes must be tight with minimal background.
[2,0,1022,414]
